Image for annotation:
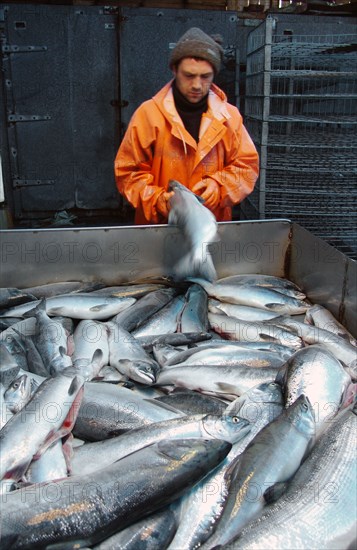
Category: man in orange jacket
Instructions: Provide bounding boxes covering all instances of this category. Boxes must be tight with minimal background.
[114,27,259,225]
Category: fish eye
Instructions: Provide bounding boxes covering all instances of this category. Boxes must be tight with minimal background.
[231,416,240,424]
[302,403,308,410]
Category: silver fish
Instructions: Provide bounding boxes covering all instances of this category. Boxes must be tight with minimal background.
[155,389,228,416]
[71,413,251,477]
[73,381,183,441]
[168,382,284,550]
[23,280,104,299]
[0,293,136,320]
[202,394,316,548]
[230,406,357,550]
[160,346,288,370]
[45,293,137,320]
[216,274,305,297]
[0,368,84,483]
[132,295,186,338]
[209,298,284,321]
[208,312,303,349]
[179,283,209,333]
[276,344,351,436]
[305,303,357,347]
[0,384,13,429]
[139,331,212,353]
[94,507,178,550]
[168,180,220,283]
[111,287,178,332]
[269,316,357,375]
[156,364,279,400]
[90,282,167,299]
[106,322,160,385]
[72,319,110,380]
[0,287,37,309]
[24,438,68,484]
[23,300,72,375]
[0,342,20,388]
[192,279,310,315]
[1,438,232,549]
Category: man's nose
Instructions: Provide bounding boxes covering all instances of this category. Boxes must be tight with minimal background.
[192,77,203,89]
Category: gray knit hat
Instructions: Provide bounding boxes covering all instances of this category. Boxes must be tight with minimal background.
[169,27,224,74]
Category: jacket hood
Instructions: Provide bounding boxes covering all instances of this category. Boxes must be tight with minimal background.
[152,80,231,124]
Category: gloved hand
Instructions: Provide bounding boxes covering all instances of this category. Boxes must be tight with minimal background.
[156,191,174,218]
[191,179,220,210]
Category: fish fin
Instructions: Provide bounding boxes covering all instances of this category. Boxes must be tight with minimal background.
[34,385,84,460]
[216,382,241,396]
[67,375,84,397]
[89,304,109,312]
[265,303,286,311]
[274,366,287,387]
[259,333,279,342]
[91,348,104,365]
[264,482,288,504]
[143,398,183,415]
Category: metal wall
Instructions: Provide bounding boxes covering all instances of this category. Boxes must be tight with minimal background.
[1,220,356,336]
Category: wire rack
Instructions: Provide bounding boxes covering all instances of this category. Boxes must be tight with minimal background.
[243,17,357,260]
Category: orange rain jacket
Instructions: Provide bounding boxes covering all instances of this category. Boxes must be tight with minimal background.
[114,80,259,225]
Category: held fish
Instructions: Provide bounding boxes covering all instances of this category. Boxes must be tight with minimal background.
[168,180,220,283]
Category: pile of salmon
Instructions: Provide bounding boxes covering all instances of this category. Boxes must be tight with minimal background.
[0,273,356,549]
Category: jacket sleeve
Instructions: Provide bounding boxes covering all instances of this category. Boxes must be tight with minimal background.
[114,105,166,224]
[206,114,259,208]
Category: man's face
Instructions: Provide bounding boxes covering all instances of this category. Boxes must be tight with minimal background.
[174,58,214,103]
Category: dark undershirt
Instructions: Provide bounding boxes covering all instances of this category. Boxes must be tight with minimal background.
[172,79,208,143]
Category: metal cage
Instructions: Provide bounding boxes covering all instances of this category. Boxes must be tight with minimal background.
[242,16,357,260]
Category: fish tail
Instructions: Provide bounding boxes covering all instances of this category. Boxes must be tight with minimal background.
[22,298,46,318]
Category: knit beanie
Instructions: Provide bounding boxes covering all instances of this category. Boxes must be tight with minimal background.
[169,27,224,75]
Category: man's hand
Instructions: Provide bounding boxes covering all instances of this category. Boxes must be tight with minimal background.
[156,191,175,218]
[191,179,220,209]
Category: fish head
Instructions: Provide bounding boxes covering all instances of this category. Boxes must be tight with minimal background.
[225,382,284,422]
[202,413,251,444]
[286,394,316,439]
[129,360,160,386]
[4,374,31,413]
